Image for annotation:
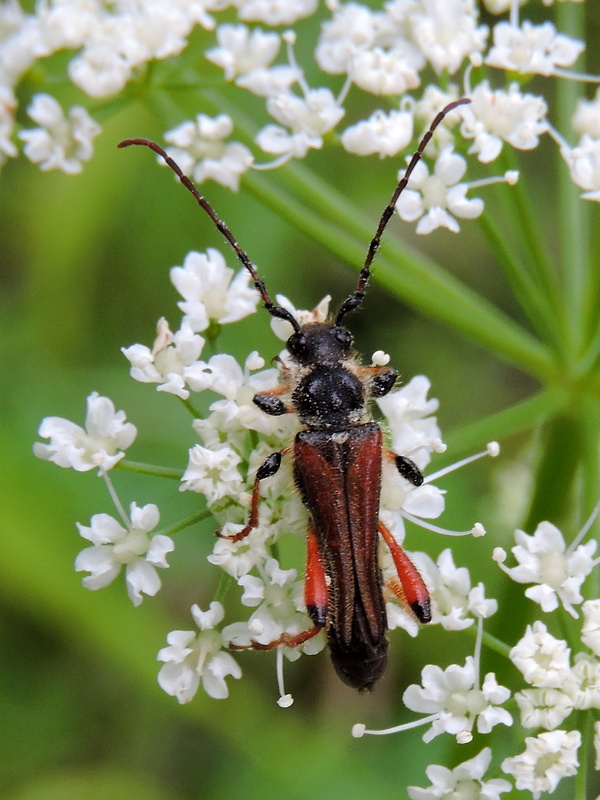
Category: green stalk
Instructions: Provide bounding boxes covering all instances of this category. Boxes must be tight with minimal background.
[480,630,512,660]
[214,571,234,606]
[178,395,204,418]
[574,712,589,800]
[523,412,587,530]
[441,387,568,458]
[157,508,212,537]
[498,149,562,320]
[477,209,562,353]
[117,459,184,479]
[556,2,589,359]
[579,397,600,597]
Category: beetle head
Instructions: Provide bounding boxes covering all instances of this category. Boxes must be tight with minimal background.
[287,322,354,366]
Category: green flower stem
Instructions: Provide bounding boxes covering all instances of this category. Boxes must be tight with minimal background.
[574,711,589,800]
[575,319,600,378]
[579,396,600,579]
[464,624,512,660]
[178,394,204,418]
[523,412,588,530]
[157,508,212,537]
[480,630,512,660]
[148,86,191,128]
[242,166,556,382]
[477,207,563,355]
[441,386,568,458]
[556,1,589,358]
[214,571,234,606]
[586,203,600,348]
[498,149,562,320]
[117,459,184,479]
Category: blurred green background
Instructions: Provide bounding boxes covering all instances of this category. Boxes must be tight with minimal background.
[2,10,598,796]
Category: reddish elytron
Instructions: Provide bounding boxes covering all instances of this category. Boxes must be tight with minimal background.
[119,97,469,690]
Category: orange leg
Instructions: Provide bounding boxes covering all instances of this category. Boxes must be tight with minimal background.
[379,521,431,623]
[305,524,328,628]
[228,525,326,653]
[216,449,289,542]
[229,626,322,652]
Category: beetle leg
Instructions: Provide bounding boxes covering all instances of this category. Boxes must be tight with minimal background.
[253,369,294,416]
[216,451,284,542]
[305,524,328,629]
[378,521,431,624]
[354,366,398,398]
[229,626,322,652]
[228,525,326,653]
[385,448,424,486]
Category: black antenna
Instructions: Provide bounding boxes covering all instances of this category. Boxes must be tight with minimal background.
[335,97,471,326]
[117,138,301,332]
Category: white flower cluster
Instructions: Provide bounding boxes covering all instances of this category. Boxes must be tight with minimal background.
[494,518,598,618]
[372,504,600,799]
[407,747,511,800]
[491,511,600,799]
[34,391,137,472]
[3,0,598,215]
[403,655,512,743]
[561,87,600,202]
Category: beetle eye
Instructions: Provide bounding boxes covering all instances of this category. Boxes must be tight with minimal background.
[335,328,352,348]
[288,331,307,357]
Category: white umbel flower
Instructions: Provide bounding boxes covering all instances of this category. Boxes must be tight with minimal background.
[486,20,584,76]
[158,602,242,701]
[0,86,17,161]
[34,392,136,472]
[563,135,600,202]
[581,599,600,657]
[122,317,206,400]
[461,81,548,163]
[495,520,596,617]
[75,502,174,606]
[377,375,441,466]
[180,444,244,505]
[224,557,324,657]
[19,92,100,173]
[409,0,488,75]
[573,88,600,139]
[403,656,512,742]
[515,687,574,730]
[164,113,254,191]
[232,0,318,25]
[394,148,484,233]
[316,2,383,73]
[348,45,422,96]
[341,108,413,157]
[407,747,511,800]
[257,88,344,159]
[206,24,280,80]
[170,248,260,333]
[570,652,600,711]
[510,620,575,689]
[501,730,581,799]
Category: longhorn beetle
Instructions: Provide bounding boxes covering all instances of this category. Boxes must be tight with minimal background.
[119,97,470,690]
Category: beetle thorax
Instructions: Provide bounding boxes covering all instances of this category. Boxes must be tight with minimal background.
[286,322,366,429]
